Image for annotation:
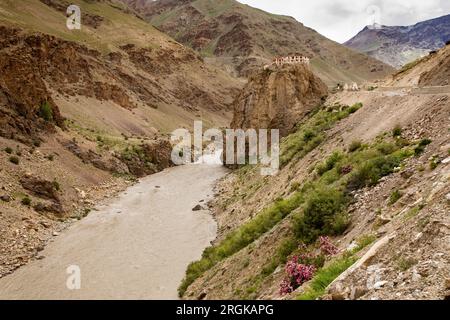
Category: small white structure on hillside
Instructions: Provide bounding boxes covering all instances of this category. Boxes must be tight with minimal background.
[273,55,310,67]
[343,82,360,91]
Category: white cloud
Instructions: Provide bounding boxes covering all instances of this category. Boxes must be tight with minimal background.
[236,0,450,43]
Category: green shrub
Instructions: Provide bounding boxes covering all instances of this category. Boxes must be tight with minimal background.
[53,180,60,191]
[280,103,363,166]
[303,129,316,142]
[414,146,425,156]
[39,101,53,122]
[290,182,301,192]
[21,196,32,206]
[352,234,376,253]
[294,187,348,244]
[419,139,432,147]
[9,156,19,165]
[389,190,402,205]
[316,151,343,176]
[429,160,439,170]
[297,232,377,300]
[297,255,357,300]
[376,142,398,155]
[392,125,402,137]
[396,257,418,271]
[346,152,406,191]
[4,147,13,154]
[414,139,432,156]
[348,140,362,153]
[395,137,410,148]
[348,102,362,114]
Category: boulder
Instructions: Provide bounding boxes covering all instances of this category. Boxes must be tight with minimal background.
[20,175,60,202]
[192,204,204,211]
[0,195,11,202]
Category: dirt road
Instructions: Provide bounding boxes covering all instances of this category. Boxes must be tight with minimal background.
[0,163,227,299]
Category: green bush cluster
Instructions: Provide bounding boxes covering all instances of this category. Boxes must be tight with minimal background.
[414,138,432,156]
[294,187,348,244]
[316,151,343,176]
[346,149,411,191]
[389,189,402,205]
[39,101,53,122]
[121,145,153,166]
[280,103,363,166]
[179,129,417,297]
[21,196,31,206]
[348,140,362,153]
[295,141,413,244]
[178,193,305,297]
[392,125,402,137]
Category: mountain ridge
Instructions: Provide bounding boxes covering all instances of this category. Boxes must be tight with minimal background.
[345,14,450,68]
[121,0,394,86]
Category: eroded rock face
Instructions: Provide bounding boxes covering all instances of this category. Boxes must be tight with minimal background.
[62,138,173,177]
[20,174,64,215]
[20,175,60,202]
[0,27,64,144]
[230,64,328,137]
[119,139,173,178]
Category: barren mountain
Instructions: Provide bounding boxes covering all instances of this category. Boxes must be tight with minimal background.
[345,14,450,68]
[0,0,242,137]
[121,0,393,86]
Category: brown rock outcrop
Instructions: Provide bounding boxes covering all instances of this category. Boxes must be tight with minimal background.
[120,139,173,177]
[20,175,60,202]
[230,64,328,136]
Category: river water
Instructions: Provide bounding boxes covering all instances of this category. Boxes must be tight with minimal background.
[0,163,227,299]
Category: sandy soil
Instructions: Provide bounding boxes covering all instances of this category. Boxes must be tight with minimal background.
[0,163,227,300]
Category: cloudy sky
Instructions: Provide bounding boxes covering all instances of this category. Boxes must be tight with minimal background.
[236,0,450,43]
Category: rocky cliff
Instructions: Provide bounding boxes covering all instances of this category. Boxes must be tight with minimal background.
[230,64,328,137]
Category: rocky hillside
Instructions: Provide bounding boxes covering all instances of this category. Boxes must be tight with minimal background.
[0,0,241,137]
[178,42,450,300]
[0,0,240,278]
[387,43,450,87]
[120,0,393,86]
[231,64,328,137]
[345,14,450,68]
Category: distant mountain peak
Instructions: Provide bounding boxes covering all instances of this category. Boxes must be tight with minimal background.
[345,14,450,68]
